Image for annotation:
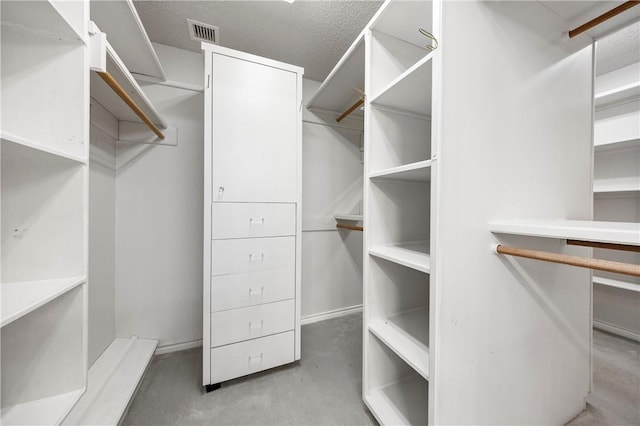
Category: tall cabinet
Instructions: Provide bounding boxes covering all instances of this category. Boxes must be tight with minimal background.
[1,0,89,424]
[202,44,303,388]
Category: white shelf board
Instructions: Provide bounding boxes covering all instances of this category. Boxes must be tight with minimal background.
[595,138,639,153]
[366,375,428,426]
[370,53,433,116]
[370,160,432,182]
[594,181,640,195]
[1,389,84,426]
[90,41,167,128]
[489,219,640,246]
[370,241,431,273]
[334,214,364,221]
[369,307,430,379]
[596,82,640,109]
[90,0,165,80]
[593,276,640,293]
[1,276,86,328]
[370,0,434,49]
[307,34,365,114]
[0,0,84,43]
[1,132,87,165]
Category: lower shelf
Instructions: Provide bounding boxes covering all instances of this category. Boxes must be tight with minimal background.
[1,389,84,426]
[63,337,158,425]
[369,308,430,379]
[366,375,428,426]
[369,241,431,273]
[593,275,640,292]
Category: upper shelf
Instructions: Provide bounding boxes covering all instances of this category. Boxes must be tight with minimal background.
[90,0,166,80]
[91,41,167,128]
[490,219,640,246]
[1,0,85,43]
[370,160,432,182]
[306,34,365,115]
[596,82,640,109]
[370,0,434,49]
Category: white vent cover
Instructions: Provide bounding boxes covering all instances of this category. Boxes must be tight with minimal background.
[187,19,219,44]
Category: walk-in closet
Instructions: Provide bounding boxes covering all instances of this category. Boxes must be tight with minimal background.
[1,1,638,425]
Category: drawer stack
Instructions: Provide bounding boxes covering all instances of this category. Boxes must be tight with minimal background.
[209,202,298,384]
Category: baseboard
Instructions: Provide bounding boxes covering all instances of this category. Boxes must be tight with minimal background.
[594,320,640,342]
[301,304,363,326]
[155,339,203,355]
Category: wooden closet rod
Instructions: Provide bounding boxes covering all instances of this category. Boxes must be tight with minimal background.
[568,1,640,38]
[494,244,640,277]
[567,239,640,253]
[96,71,165,140]
[337,223,363,232]
[336,98,364,123]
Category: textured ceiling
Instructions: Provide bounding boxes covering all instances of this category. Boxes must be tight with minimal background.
[596,20,640,75]
[133,0,383,82]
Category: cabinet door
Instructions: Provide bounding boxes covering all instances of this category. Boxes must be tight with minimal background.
[211,53,298,202]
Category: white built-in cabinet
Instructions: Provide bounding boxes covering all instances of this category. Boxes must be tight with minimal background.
[1,1,89,424]
[202,44,303,388]
[592,60,640,341]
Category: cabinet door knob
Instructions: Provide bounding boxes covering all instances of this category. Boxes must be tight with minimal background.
[218,186,225,195]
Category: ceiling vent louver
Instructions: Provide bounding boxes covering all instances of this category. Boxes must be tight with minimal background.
[187,19,219,45]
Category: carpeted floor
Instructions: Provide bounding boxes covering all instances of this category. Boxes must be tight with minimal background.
[122,314,639,425]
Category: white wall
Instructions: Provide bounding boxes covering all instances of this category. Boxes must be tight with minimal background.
[88,101,117,365]
[301,79,364,321]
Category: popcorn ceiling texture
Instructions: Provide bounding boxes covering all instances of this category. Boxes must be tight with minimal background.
[133,0,383,82]
[596,21,640,75]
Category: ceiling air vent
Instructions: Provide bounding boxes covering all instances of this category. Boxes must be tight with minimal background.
[187,19,219,45]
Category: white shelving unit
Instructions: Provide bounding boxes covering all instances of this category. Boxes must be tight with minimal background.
[591,58,640,341]
[1,1,89,423]
[311,0,598,423]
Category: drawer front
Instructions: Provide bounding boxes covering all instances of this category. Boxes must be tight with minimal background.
[210,331,294,383]
[211,268,294,312]
[211,236,294,276]
[212,203,295,239]
[210,299,295,347]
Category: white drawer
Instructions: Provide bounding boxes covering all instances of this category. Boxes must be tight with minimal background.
[212,203,295,239]
[210,331,294,383]
[211,236,295,276]
[210,299,294,347]
[211,268,294,312]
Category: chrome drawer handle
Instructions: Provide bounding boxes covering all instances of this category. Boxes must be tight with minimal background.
[249,253,264,261]
[249,319,264,330]
[249,286,265,296]
[249,217,265,224]
[248,353,264,364]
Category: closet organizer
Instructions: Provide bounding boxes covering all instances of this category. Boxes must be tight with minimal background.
[202,44,303,390]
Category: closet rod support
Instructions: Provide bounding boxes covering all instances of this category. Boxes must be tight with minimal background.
[567,239,640,253]
[336,98,364,123]
[336,223,364,232]
[493,244,640,277]
[96,71,165,140]
[568,1,640,38]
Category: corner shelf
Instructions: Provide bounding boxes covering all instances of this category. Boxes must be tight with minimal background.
[91,41,167,128]
[370,160,432,182]
[1,276,86,328]
[90,0,165,80]
[1,132,86,165]
[369,241,431,273]
[369,53,433,116]
[0,0,85,43]
[365,374,428,426]
[369,307,430,379]
[489,219,640,246]
[1,389,85,426]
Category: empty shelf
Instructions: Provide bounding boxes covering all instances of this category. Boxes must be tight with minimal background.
[370,53,433,116]
[593,276,640,292]
[1,389,84,426]
[307,35,365,115]
[1,0,85,43]
[366,375,428,426]
[334,214,364,221]
[91,41,167,128]
[489,219,640,246]
[595,138,640,153]
[369,307,430,379]
[370,160,432,182]
[370,241,431,273]
[1,276,86,327]
[1,132,86,165]
[595,81,640,108]
[594,181,640,195]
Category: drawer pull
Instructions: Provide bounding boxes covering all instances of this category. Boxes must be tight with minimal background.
[249,286,265,297]
[249,253,264,262]
[249,319,264,330]
[248,353,264,364]
[249,217,265,224]
[218,186,225,195]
